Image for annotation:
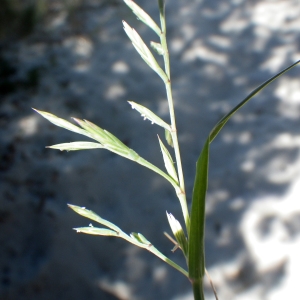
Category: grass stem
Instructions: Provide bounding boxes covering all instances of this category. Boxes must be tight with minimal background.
[158,0,189,230]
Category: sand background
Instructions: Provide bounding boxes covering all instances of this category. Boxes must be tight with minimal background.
[1,0,300,299]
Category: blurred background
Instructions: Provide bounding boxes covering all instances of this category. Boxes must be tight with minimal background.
[1,0,300,299]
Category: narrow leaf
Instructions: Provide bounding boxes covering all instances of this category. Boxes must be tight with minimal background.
[165,129,173,147]
[81,119,123,147]
[130,232,150,245]
[166,212,188,257]
[122,21,168,82]
[209,60,300,143]
[35,110,177,190]
[151,41,164,55]
[47,142,103,151]
[123,0,161,36]
[33,109,91,138]
[72,118,107,144]
[137,233,151,245]
[127,149,140,161]
[73,118,130,155]
[83,119,127,149]
[158,136,178,182]
[68,204,121,233]
[128,101,171,130]
[70,205,188,277]
[188,138,209,281]
[187,60,300,287]
[123,21,155,65]
[74,227,119,236]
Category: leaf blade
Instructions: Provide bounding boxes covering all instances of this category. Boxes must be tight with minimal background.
[128,101,171,130]
[47,142,103,151]
[123,0,161,36]
[122,21,168,82]
[166,212,188,257]
[68,204,121,233]
[74,227,119,236]
[33,109,91,138]
[188,138,209,281]
[209,60,300,143]
[158,136,178,183]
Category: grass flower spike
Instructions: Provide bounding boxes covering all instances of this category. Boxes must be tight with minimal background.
[35,0,300,299]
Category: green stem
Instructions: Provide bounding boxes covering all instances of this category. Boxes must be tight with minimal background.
[118,231,189,278]
[158,0,189,230]
[192,278,205,300]
[148,245,189,278]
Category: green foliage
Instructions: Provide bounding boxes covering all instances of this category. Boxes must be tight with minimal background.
[34,0,300,299]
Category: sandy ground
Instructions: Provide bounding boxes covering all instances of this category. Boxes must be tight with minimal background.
[1,0,300,299]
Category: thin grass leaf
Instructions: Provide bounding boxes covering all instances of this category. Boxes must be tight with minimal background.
[165,129,173,147]
[47,142,103,151]
[188,138,209,282]
[68,204,121,233]
[130,232,151,245]
[151,41,164,55]
[103,130,127,148]
[80,119,122,147]
[128,101,171,130]
[123,0,161,36]
[210,60,300,143]
[74,227,119,236]
[137,233,151,244]
[123,21,157,66]
[122,21,168,82]
[158,136,178,182]
[69,203,188,277]
[33,109,91,138]
[83,119,127,149]
[188,60,300,299]
[166,212,188,257]
[35,110,179,200]
[73,118,130,156]
[72,118,107,144]
[127,149,140,161]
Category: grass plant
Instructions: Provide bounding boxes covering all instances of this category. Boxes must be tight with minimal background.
[34,0,300,299]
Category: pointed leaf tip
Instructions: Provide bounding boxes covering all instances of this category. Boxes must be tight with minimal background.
[123,0,161,36]
[33,109,91,138]
[128,101,171,130]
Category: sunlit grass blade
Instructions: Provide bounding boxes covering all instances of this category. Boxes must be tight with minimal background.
[209,60,300,143]
[166,212,188,257]
[35,109,179,189]
[68,204,121,233]
[165,129,173,147]
[122,21,168,82]
[72,118,109,145]
[151,41,164,55]
[70,204,188,277]
[33,109,91,138]
[123,0,161,36]
[73,118,128,150]
[158,136,178,183]
[47,142,103,151]
[130,232,151,245]
[74,227,119,236]
[188,60,300,300]
[188,139,209,300]
[128,101,171,131]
